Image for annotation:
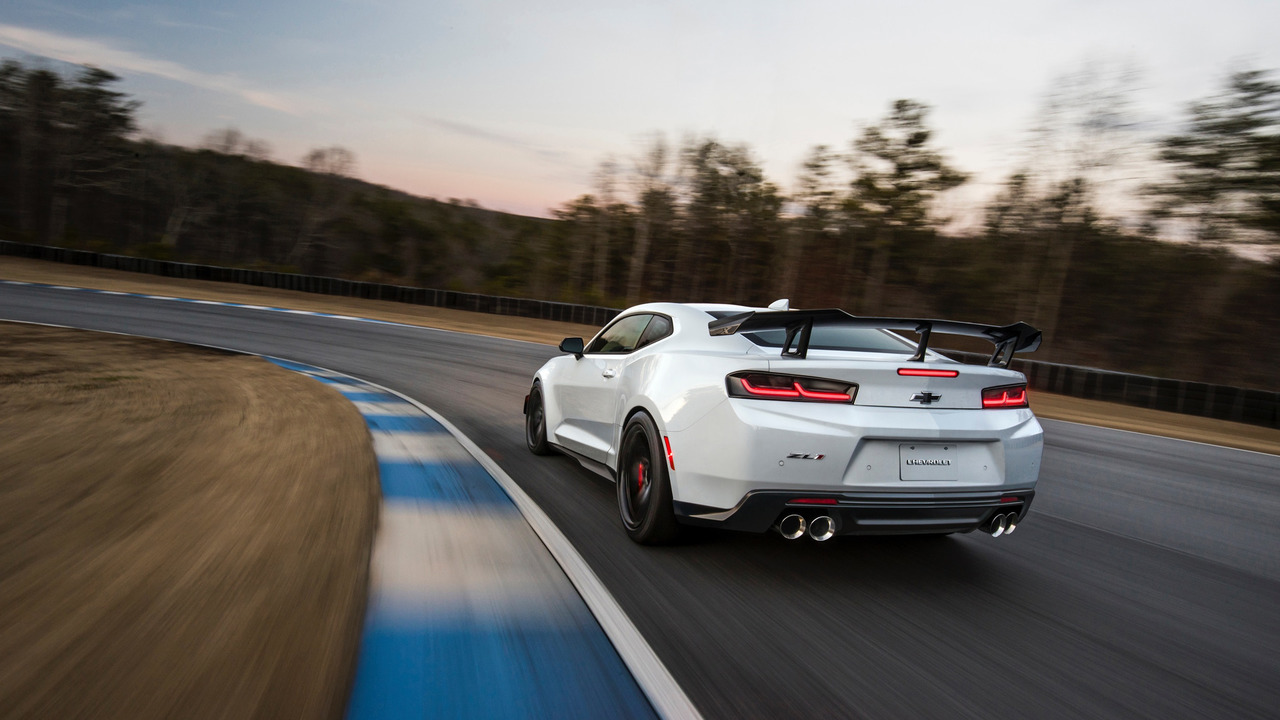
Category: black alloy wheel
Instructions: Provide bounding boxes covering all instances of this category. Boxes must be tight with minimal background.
[617,412,680,544]
[525,384,551,455]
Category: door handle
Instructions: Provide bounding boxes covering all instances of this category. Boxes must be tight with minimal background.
[602,369,617,379]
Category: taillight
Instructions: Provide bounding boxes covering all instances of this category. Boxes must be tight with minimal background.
[982,384,1028,409]
[727,372,857,404]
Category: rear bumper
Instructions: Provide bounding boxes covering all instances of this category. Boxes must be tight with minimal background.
[665,399,1043,511]
[674,489,1035,536]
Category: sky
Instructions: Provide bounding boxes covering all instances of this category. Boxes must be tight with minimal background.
[2,0,1279,219]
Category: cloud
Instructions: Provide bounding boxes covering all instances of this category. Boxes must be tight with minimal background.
[418,116,580,167]
[0,23,300,115]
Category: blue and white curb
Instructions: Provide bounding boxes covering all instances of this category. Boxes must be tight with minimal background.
[2,279,701,718]
[268,359,697,720]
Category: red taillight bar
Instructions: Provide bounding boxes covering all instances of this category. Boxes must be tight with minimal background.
[790,498,839,505]
[898,368,960,377]
[982,385,1028,409]
[739,378,852,402]
[794,384,853,401]
[740,377,800,398]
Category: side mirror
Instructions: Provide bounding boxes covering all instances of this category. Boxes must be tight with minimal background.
[559,337,585,358]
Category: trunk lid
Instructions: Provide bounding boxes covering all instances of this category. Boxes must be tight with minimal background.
[766,352,1024,410]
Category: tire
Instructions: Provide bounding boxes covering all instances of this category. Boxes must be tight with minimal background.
[617,412,680,544]
[525,383,552,455]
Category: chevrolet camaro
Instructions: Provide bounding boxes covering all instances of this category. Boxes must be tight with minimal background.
[523,300,1044,544]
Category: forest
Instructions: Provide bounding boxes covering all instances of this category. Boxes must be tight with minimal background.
[1,58,1278,391]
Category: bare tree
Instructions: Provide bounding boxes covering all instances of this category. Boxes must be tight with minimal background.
[625,134,670,305]
[591,158,619,299]
[303,146,356,177]
[1016,59,1144,342]
[289,146,357,269]
[202,127,273,161]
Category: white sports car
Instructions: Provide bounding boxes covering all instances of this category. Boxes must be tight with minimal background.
[523,300,1044,544]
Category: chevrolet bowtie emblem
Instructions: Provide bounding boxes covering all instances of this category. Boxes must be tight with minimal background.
[910,392,942,405]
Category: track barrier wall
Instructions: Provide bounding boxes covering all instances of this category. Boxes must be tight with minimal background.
[3,240,1275,429]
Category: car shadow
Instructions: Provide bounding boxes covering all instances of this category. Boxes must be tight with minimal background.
[546,457,1006,591]
[664,526,1004,590]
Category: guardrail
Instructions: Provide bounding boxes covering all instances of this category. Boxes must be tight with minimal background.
[945,351,1277,430]
[3,240,1276,430]
[0,241,619,328]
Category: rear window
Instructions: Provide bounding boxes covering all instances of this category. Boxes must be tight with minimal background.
[743,325,914,354]
[637,314,673,348]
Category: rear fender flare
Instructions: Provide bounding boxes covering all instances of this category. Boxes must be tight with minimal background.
[614,399,682,499]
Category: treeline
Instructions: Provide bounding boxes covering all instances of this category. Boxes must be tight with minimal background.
[0,59,552,292]
[1,58,1278,390]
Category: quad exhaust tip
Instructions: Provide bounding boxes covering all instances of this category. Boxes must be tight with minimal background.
[779,514,806,540]
[809,516,836,542]
[989,512,1019,537]
[777,514,836,541]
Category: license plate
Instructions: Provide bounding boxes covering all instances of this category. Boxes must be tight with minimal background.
[899,443,958,481]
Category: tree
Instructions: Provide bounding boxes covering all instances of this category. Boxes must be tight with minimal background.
[202,127,272,161]
[552,194,600,303]
[781,144,841,301]
[677,137,782,302]
[47,67,139,243]
[625,134,672,305]
[302,146,356,177]
[1148,68,1280,245]
[591,158,619,299]
[0,62,139,243]
[988,60,1143,339]
[290,146,357,269]
[849,99,967,313]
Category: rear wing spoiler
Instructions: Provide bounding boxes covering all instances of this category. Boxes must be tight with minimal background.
[707,309,1041,368]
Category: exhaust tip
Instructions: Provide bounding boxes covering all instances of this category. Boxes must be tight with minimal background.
[809,516,836,542]
[778,514,806,540]
[991,513,1008,537]
[1005,513,1018,535]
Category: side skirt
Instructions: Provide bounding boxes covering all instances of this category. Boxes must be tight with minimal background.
[549,442,616,482]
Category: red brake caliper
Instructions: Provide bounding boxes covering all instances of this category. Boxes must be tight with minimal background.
[636,462,645,492]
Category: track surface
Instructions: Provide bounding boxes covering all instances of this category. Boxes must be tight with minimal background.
[4,282,1278,720]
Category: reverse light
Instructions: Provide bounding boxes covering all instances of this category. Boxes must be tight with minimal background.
[982,384,1029,409]
[897,368,960,378]
[727,372,857,404]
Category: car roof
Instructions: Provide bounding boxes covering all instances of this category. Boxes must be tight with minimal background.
[610,301,924,359]
[619,301,755,321]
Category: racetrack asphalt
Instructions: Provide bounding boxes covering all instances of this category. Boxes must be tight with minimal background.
[3,281,1277,720]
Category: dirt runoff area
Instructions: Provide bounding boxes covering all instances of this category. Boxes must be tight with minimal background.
[0,323,379,720]
[3,256,1278,454]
